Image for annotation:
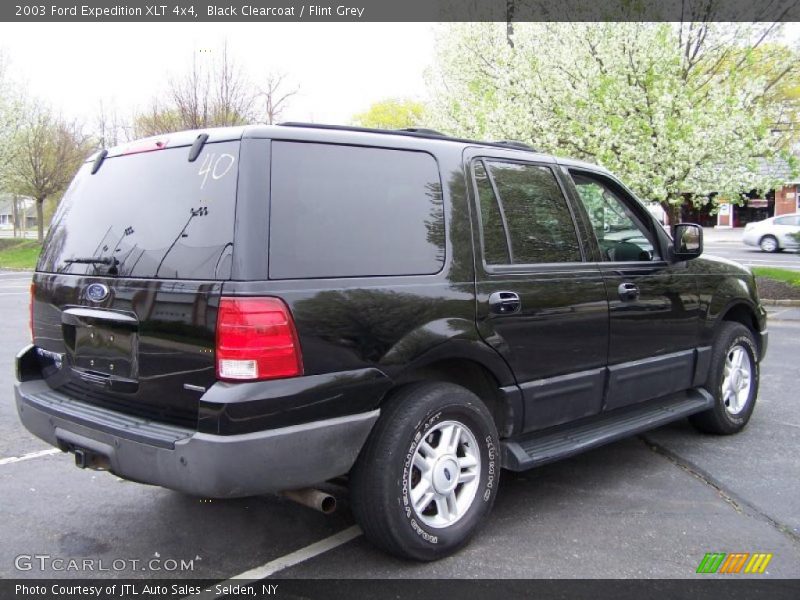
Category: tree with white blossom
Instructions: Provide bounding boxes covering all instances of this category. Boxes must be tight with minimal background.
[426,21,800,224]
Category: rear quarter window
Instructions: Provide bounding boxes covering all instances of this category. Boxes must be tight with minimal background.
[269,142,445,279]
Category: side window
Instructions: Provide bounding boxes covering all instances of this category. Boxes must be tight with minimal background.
[570,172,658,262]
[473,161,511,264]
[269,142,445,279]
[472,160,582,265]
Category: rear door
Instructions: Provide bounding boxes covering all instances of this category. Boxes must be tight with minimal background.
[32,139,241,428]
[773,215,800,248]
[467,151,609,433]
[563,167,701,411]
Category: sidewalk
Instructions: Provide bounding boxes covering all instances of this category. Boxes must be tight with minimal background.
[702,227,742,244]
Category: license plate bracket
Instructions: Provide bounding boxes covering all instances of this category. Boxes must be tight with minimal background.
[62,307,139,380]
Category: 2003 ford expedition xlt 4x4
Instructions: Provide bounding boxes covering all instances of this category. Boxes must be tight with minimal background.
[15,123,767,560]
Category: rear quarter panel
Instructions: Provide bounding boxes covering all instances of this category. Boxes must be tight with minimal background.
[227,136,512,399]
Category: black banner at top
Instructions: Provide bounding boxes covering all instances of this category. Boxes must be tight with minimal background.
[2,0,800,22]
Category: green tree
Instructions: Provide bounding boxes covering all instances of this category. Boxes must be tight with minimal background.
[353,98,426,130]
[427,20,800,224]
[5,103,93,242]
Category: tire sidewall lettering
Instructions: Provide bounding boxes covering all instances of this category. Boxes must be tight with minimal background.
[399,404,497,545]
[484,434,496,502]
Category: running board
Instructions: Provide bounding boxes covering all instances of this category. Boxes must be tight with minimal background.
[501,389,713,471]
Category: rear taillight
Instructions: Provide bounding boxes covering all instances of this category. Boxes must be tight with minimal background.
[29,282,35,343]
[215,297,303,382]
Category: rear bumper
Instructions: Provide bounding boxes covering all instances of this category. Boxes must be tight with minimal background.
[15,378,378,498]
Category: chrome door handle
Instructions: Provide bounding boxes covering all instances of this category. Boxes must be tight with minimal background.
[618,282,640,301]
[488,291,521,315]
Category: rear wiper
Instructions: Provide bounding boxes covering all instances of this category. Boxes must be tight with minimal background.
[64,257,119,266]
[64,256,120,275]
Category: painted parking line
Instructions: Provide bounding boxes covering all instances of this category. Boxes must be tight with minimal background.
[0,448,61,466]
[187,525,363,599]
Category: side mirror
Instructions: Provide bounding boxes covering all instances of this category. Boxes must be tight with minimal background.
[671,223,703,261]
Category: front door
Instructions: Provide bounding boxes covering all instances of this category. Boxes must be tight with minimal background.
[773,215,800,249]
[467,152,609,432]
[564,168,701,411]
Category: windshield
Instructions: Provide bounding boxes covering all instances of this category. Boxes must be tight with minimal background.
[38,141,239,280]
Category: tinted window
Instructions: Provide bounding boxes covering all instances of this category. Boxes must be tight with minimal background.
[473,161,510,265]
[482,161,581,264]
[571,172,658,262]
[269,142,444,279]
[38,142,239,279]
[774,216,800,226]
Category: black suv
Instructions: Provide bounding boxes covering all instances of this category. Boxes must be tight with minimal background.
[15,124,767,560]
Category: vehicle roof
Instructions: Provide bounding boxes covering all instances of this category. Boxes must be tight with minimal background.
[93,123,606,173]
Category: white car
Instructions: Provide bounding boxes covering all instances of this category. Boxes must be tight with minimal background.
[742,213,800,252]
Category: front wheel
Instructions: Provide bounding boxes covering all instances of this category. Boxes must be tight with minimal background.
[690,322,759,435]
[350,382,500,561]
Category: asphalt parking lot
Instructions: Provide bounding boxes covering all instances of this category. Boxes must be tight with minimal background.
[0,269,798,583]
[702,228,800,272]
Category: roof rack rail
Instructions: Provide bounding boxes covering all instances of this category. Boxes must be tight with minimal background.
[493,140,538,152]
[278,122,450,139]
[396,127,446,136]
[275,122,542,153]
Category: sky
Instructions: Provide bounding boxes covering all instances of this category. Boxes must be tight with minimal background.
[1,22,798,132]
[0,23,438,126]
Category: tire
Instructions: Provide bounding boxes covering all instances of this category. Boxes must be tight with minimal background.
[350,382,500,561]
[689,322,759,435]
[759,235,779,253]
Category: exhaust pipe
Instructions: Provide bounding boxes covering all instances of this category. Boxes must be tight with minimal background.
[280,488,337,514]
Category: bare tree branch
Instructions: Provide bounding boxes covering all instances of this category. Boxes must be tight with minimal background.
[258,72,298,125]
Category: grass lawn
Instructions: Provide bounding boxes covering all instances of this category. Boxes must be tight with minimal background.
[0,240,41,270]
[751,267,800,287]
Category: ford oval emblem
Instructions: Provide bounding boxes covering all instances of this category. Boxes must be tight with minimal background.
[86,283,110,303]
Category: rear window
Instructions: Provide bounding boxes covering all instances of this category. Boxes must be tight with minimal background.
[38,141,239,280]
[269,142,445,279]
